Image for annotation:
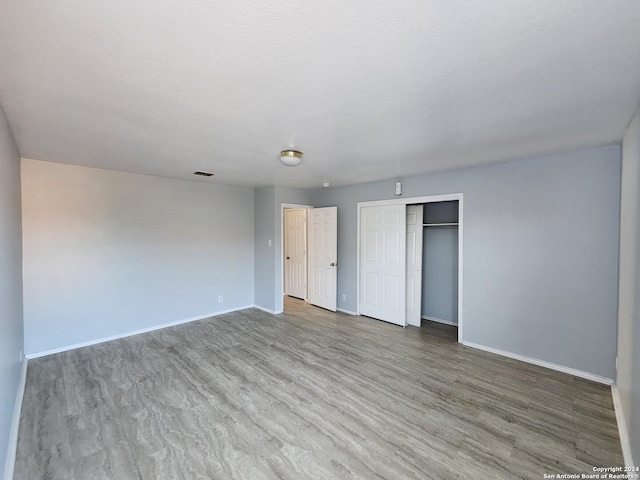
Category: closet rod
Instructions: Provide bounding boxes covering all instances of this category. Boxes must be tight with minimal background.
[423,222,458,227]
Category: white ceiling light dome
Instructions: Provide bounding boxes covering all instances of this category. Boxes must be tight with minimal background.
[280,150,303,167]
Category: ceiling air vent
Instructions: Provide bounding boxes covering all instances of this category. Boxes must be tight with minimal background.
[193,171,215,177]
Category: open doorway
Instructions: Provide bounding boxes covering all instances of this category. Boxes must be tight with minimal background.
[281,204,338,313]
[419,201,459,328]
[407,201,459,342]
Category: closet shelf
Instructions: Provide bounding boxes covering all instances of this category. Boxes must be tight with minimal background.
[423,223,459,227]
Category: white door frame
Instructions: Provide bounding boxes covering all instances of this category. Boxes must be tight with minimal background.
[280,203,313,305]
[356,193,464,342]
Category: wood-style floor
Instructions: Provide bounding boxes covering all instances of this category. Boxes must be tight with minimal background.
[15,297,623,479]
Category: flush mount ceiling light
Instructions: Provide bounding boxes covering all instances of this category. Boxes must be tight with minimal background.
[280,150,303,167]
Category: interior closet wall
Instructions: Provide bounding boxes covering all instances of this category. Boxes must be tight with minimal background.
[421,201,459,324]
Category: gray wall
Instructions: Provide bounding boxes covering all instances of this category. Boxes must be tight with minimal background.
[618,108,640,465]
[254,186,276,311]
[21,159,254,355]
[422,227,458,323]
[423,201,459,224]
[0,106,24,476]
[315,146,621,379]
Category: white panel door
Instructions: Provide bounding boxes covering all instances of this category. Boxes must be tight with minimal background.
[406,205,423,326]
[284,208,307,299]
[308,207,338,311]
[359,204,407,326]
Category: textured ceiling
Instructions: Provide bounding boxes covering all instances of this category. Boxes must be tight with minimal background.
[1,1,639,188]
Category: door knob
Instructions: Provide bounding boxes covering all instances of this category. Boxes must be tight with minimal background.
[330,262,336,266]
[286,257,290,260]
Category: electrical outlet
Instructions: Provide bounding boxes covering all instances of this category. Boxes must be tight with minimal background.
[341,294,346,302]
[268,240,272,247]
[19,348,22,362]
[218,295,223,303]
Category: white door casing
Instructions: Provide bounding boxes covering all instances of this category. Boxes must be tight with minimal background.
[406,205,423,327]
[308,207,338,311]
[284,208,307,299]
[359,204,407,326]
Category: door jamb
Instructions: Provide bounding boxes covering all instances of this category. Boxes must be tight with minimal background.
[356,193,464,343]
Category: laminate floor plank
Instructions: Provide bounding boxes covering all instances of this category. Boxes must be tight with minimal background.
[15,297,624,479]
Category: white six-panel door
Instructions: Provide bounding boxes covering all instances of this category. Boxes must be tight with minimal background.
[284,208,307,299]
[359,204,406,326]
[406,205,423,326]
[308,207,338,311]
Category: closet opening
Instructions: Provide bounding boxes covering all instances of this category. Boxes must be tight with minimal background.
[407,201,459,341]
[356,193,463,343]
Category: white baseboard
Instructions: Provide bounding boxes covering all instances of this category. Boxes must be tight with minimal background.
[25,305,254,360]
[461,341,614,385]
[337,308,357,316]
[252,305,282,315]
[421,315,457,326]
[4,358,27,480]
[612,384,635,467]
